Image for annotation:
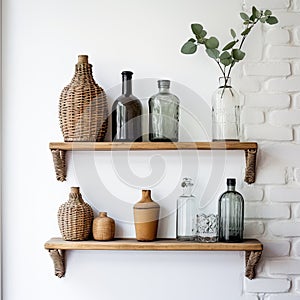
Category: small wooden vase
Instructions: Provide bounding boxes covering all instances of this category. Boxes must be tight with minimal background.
[93,212,115,241]
[133,190,160,242]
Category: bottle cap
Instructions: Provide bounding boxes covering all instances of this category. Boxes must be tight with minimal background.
[227,178,236,186]
[121,71,133,79]
[158,80,170,89]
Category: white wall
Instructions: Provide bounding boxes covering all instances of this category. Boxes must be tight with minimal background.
[2,0,300,299]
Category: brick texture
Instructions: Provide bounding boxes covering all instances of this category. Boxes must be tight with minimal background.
[245,204,290,219]
[269,221,300,237]
[262,240,290,257]
[269,186,300,202]
[245,94,290,108]
[244,278,290,293]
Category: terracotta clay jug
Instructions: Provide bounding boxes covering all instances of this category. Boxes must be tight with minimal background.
[93,212,115,241]
[133,190,160,241]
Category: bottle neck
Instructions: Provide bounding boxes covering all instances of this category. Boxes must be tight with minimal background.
[227,185,236,192]
[122,76,132,96]
[219,77,232,88]
[158,87,169,94]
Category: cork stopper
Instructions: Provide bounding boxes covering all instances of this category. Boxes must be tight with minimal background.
[78,55,88,64]
[70,187,80,194]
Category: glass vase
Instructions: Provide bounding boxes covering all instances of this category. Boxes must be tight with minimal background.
[218,178,244,242]
[212,77,240,141]
[148,80,179,142]
[176,178,197,241]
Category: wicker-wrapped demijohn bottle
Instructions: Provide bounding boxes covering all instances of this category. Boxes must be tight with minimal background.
[58,187,94,241]
[59,55,108,141]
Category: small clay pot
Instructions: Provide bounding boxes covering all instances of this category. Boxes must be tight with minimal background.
[93,212,115,241]
[133,190,160,242]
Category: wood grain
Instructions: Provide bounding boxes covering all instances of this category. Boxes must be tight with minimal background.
[44,238,263,251]
[49,141,258,151]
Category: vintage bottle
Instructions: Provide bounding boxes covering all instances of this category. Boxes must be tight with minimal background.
[176,178,197,241]
[149,80,179,142]
[218,178,244,242]
[133,190,160,242]
[112,71,142,142]
[212,77,240,141]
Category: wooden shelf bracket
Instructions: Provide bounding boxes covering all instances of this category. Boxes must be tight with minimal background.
[245,250,262,280]
[48,249,65,278]
[51,149,66,182]
[244,148,257,184]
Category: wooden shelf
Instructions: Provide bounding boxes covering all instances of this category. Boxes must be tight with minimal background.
[45,238,263,279]
[49,141,257,151]
[49,141,258,183]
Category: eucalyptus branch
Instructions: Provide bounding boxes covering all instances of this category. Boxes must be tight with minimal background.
[181,6,278,98]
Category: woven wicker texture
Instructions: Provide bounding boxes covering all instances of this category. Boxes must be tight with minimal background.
[59,55,108,142]
[244,149,257,184]
[58,187,93,241]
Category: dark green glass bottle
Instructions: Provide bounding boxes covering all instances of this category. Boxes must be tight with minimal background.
[112,71,142,142]
[218,178,244,242]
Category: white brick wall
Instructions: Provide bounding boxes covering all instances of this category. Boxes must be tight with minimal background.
[245,203,290,219]
[244,278,290,293]
[244,62,291,76]
[269,221,300,237]
[245,94,290,108]
[265,28,290,44]
[232,1,300,298]
[267,260,300,274]
[269,186,300,202]
[262,240,290,257]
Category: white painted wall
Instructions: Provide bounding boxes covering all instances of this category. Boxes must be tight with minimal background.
[2,0,300,299]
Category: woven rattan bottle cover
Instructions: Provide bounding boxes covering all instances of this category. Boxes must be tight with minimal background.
[58,187,94,241]
[92,212,115,241]
[59,55,108,142]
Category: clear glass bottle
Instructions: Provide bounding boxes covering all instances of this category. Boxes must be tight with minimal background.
[176,178,197,241]
[112,71,142,142]
[218,178,244,242]
[149,80,179,142]
[212,77,240,141]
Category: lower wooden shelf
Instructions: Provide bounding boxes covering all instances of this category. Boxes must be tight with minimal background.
[44,238,263,279]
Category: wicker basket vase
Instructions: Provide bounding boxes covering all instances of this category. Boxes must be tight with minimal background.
[93,212,115,241]
[58,187,94,241]
[59,55,108,141]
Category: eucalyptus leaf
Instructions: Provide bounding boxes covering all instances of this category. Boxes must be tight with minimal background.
[266,16,278,24]
[264,9,272,16]
[250,14,255,22]
[232,49,245,60]
[220,57,233,66]
[205,37,219,49]
[220,51,231,60]
[206,48,220,59]
[240,12,249,20]
[199,30,207,38]
[188,38,196,42]
[241,27,251,36]
[181,41,197,54]
[230,29,236,39]
[191,24,203,36]
[260,17,267,23]
[252,6,261,18]
[222,41,236,51]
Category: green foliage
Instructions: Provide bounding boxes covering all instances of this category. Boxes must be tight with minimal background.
[181,6,278,82]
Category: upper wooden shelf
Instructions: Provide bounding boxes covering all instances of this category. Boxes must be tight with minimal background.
[49,141,258,183]
[45,237,262,251]
[49,141,258,151]
[45,237,263,279]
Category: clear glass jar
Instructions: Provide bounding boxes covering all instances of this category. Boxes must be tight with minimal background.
[212,77,240,141]
[112,71,142,142]
[176,178,197,241]
[218,178,244,242]
[149,80,179,142]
